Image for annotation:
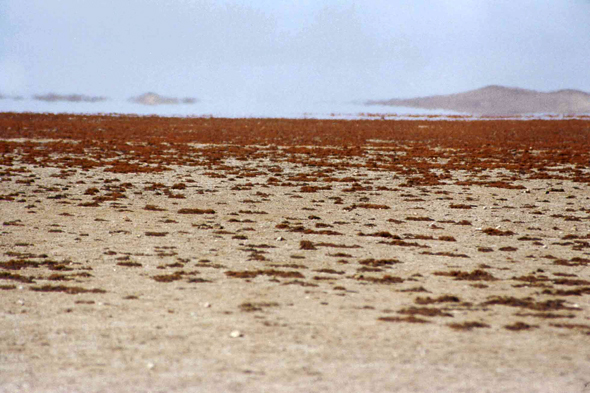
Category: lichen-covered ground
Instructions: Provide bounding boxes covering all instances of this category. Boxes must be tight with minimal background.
[1,113,589,392]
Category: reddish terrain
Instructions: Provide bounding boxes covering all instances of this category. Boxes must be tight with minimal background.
[1,113,589,392]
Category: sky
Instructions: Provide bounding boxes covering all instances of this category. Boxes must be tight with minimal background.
[1,0,590,114]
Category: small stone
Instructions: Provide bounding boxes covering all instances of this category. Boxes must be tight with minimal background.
[230,330,242,338]
[203,302,211,308]
[146,362,155,370]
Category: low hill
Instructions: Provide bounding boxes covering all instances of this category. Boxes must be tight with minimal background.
[129,92,198,106]
[366,85,590,115]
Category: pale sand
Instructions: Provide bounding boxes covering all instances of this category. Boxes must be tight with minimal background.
[1,144,589,393]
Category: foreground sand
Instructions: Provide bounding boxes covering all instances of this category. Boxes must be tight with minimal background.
[1,114,589,392]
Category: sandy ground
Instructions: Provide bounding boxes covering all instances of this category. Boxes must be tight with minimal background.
[1,116,589,392]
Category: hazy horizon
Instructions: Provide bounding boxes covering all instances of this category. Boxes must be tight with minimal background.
[1,1,590,117]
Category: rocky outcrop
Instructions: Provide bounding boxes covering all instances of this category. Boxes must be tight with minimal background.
[367,85,590,115]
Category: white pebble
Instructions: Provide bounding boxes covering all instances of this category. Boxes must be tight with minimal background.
[230,330,242,338]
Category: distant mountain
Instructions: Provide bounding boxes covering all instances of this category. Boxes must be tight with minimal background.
[0,93,23,101]
[366,85,590,115]
[33,93,107,103]
[129,92,198,106]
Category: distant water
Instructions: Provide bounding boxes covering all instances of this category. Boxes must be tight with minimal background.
[2,97,584,120]
[0,97,459,120]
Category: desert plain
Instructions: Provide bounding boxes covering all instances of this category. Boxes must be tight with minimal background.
[0,113,589,392]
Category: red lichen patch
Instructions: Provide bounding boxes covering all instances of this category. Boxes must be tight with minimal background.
[553,257,590,267]
[144,204,167,211]
[542,287,590,296]
[225,269,305,279]
[5,251,48,259]
[477,247,494,252]
[357,275,404,285]
[281,280,319,287]
[187,277,212,283]
[512,274,550,287]
[553,278,590,286]
[314,268,345,275]
[483,296,578,311]
[484,182,526,190]
[145,231,169,237]
[152,271,185,282]
[178,208,216,214]
[0,271,35,283]
[30,285,106,294]
[3,220,24,227]
[344,203,390,211]
[434,269,497,281]
[157,262,185,269]
[400,286,430,293]
[448,321,490,331]
[449,204,474,209]
[299,240,361,250]
[84,187,100,195]
[358,231,400,239]
[269,263,307,269]
[0,259,41,270]
[387,219,405,224]
[415,295,461,305]
[239,301,279,312]
[398,307,453,317]
[238,210,268,215]
[504,322,538,331]
[116,261,142,267]
[550,323,590,334]
[378,316,431,324]
[78,201,101,207]
[421,251,470,258]
[45,274,74,281]
[482,228,515,236]
[517,236,543,241]
[515,312,575,319]
[296,227,343,236]
[378,239,430,248]
[315,242,362,249]
[405,216,434,222]
[329,252,353,258]
[358,258,402,268]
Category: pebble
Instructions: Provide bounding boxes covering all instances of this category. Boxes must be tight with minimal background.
[230,330,243,338]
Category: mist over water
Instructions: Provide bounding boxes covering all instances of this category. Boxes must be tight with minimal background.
[0,97,457,119]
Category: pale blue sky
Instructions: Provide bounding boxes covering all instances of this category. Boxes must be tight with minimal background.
[1,0,589,106]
